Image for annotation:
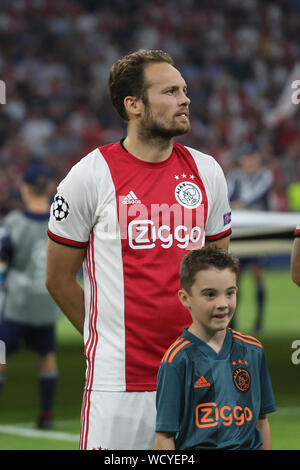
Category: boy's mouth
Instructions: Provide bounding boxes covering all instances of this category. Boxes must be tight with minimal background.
[213,313,228,320]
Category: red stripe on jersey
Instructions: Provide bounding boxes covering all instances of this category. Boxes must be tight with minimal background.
[295,229,300,237]
[80,230,98,449]
[48,229,88,248]
[205,228,232,241]
[80,237,93,449]
[79,389,88,450]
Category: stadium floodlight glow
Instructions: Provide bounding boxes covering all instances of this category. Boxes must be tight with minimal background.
[0,340,5,365]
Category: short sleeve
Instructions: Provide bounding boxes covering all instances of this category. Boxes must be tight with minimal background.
[205,160,232,241]
[48,150,100,248]
[295,223,300,237]
[156,362,183,433]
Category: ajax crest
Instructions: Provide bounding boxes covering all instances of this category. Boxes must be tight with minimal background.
[233,368,251,392]
[175,181,202,209]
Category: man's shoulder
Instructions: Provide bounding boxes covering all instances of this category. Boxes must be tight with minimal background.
[174,142,216,164]
[66,144,119,180]
[75,142,123,170]
[174,143,220,181]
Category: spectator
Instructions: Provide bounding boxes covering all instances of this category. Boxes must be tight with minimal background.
[227,143,273,333]
[0,0,299,217]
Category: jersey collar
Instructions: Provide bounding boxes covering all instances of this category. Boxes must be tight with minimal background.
[182,327,232,360]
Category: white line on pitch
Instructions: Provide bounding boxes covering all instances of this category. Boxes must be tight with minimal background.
[274,406,300,415]
[0,425,79,442]
[0,407,299,443]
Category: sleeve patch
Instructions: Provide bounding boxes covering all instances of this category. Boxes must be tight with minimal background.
[223,212,231,226]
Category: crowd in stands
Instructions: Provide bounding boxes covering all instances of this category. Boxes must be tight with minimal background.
[0,0,299,216]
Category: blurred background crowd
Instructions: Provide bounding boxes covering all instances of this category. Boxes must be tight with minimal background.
[0,0,299,217]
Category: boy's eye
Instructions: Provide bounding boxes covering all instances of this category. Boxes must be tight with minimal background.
[204,292,215,298]
[227,290,236,297]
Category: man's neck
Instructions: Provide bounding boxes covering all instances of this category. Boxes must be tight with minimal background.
[123,134,174,163]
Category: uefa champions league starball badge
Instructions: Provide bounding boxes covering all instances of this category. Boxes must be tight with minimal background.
[52,195,70,221]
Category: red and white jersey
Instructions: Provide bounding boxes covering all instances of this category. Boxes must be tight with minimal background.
[48,141,232,392]
[295,223,300,237]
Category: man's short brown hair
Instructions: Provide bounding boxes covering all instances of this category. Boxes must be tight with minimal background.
[108,49,174,121]
[180,245,240,294]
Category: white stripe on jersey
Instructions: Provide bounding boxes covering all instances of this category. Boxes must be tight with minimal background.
[82,165,126,391]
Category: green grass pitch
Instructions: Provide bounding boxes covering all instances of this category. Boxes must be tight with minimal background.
[0,268,299,450]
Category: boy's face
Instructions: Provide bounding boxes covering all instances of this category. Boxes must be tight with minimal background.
[178,268,238,336]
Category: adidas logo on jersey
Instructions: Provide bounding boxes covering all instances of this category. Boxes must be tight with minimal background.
[194,376,211,388]
[122,191,141,204]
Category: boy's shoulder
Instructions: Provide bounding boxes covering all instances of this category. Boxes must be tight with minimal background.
[160,335,193,367]
[229,328,264,352]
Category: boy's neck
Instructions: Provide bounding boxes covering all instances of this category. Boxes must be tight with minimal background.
[187,324,227,354]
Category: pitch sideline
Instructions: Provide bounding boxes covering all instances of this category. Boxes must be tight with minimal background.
[0,424,80,442]
[0,406,299,444]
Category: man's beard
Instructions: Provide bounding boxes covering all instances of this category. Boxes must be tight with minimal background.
[138,104,190,143]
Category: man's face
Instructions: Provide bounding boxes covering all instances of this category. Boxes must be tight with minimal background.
[138,62,191,139]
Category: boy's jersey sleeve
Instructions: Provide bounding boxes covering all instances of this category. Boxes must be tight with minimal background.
[259,349,276,415]
[48,150,100,248]
[295,223,300,237]
[205,159,232,241]
[156,362,183,433]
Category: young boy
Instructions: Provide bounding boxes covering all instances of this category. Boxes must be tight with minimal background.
[155,245,276,450]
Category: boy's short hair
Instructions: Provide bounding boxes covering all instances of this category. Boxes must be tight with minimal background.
[180,245,240,294]
[108,49,174,121]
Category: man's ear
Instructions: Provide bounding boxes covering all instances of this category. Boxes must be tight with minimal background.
[123,96,143,119]
[178,289,191,309]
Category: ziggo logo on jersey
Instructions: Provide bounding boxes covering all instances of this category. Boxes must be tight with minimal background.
[195,403,253,428]
[122,203,205,250]
[98,202,205,249]
[128,219,204,250]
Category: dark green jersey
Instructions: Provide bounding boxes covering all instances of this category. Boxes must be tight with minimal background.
[156,328,276,450]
